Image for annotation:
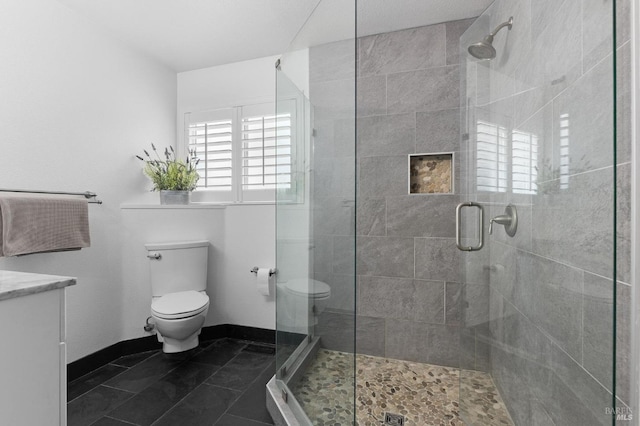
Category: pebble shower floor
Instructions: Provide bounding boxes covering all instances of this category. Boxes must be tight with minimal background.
[291,349,514,425]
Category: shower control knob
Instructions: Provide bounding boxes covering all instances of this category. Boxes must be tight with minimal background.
[489,205,517,237]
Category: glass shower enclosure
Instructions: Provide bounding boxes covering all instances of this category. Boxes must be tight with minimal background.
[271,0,619,424]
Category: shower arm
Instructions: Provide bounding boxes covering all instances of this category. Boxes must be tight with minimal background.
[489,17,514,38]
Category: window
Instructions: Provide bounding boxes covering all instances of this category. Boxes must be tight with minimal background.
[185,101,301,203]
[476,119,539,194]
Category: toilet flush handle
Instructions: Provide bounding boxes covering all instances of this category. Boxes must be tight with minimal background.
[147,252,162,260]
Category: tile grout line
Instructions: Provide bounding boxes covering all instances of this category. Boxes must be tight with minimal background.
[213,359,276,425]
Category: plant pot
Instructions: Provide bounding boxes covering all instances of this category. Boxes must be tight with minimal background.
[159,190,190,205]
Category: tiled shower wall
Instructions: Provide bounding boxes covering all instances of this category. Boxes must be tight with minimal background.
[309,19,479,368]
[460,0,632,424]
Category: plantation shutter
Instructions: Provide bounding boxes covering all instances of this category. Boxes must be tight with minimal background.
[183,100,302,203]
[240,102,294,202]
[185,109,235,202]
[511,128,538,194]
[476,120,508,193]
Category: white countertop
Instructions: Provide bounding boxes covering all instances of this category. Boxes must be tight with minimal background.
[0,270,76,301]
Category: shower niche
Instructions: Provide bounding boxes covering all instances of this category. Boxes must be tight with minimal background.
[409,152,454,194]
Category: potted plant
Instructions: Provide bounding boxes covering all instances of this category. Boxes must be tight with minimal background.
[136,144,200,205]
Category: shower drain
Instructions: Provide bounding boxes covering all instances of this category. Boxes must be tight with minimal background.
[384,412,405,426]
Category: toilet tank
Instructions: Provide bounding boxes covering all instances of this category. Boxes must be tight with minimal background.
[145,240,209,297]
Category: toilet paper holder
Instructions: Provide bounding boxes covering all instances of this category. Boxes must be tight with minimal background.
[250,267,276,276]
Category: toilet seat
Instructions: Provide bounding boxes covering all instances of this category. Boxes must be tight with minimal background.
[151,290,209,320]
[284,279,330,299]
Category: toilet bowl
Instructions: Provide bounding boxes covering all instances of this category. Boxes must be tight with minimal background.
[145,240,210,353]
[279,278,331,332]
[151,290,210,353]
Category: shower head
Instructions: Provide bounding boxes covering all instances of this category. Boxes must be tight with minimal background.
[468,35,497,60]
[468,17,513,60]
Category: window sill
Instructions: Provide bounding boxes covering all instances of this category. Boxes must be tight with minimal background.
[120,201,277,210]
[120,203,227,210]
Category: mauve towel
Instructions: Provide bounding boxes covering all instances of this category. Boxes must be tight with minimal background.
[0,196,91,257]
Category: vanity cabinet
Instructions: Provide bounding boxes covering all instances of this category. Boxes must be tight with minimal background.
[0,271,75,426]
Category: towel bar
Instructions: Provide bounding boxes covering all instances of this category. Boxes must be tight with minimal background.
[0,189,102,204]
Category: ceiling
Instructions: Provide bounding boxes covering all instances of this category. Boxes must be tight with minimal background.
[56,0,493,73]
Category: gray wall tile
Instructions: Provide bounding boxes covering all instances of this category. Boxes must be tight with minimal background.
[617,0,631,46]
[385,320,459,367]
[464,282,490,328]
[459,327,477,371]
[617,163,631,284]
[358,276,445,324]
[552,57,613,173]
[332,236,356,275]
[414,238,459,282]
[317,311,353,353]
[445,282,461,325]
[532,167,614,278]
[356,315,386,357]
[351,20,466,370]
[314,273,355,313]
[319,311,386,357]
[334,118,357,158]
[582,0,615,72]
[386,195,457,237]
[582,272,615,393]
[356,236,414,278]
[312,235,333,276]
[445,18,476,65]
[357,113,415,157]
[415,108,460,153]
[387,65,460,114]
[309,78,355,122]
[527,0,583,104]
[486,0,532,84]
[548,341,613,425]
[515,252,584,362]
[311,119,336,159]
[617,42,632,164]
[360,24,446,77]
[356,198,386,236]
[313,196,355,236]
[313,157,356,198]
[357,75,387,117]
[358,155,408,197]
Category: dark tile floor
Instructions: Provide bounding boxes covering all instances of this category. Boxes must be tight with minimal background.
[67,338,276,426]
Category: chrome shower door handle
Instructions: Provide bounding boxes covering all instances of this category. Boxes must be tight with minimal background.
[456,202,484,251]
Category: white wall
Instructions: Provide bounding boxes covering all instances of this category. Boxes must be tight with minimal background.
[177,55,280,157]
[119,204,276,340]
[0,0,177,362]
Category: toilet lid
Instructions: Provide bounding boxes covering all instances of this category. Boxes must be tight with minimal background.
[285,279,330,298]
[151,291,209,319]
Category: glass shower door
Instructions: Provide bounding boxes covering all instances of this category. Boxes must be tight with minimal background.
[458,1,617,425]
[275,66,312,381]
[274,0,357,423]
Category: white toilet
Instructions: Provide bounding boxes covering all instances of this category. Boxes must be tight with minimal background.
[279,278,331,332]
[145,240,210,353]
